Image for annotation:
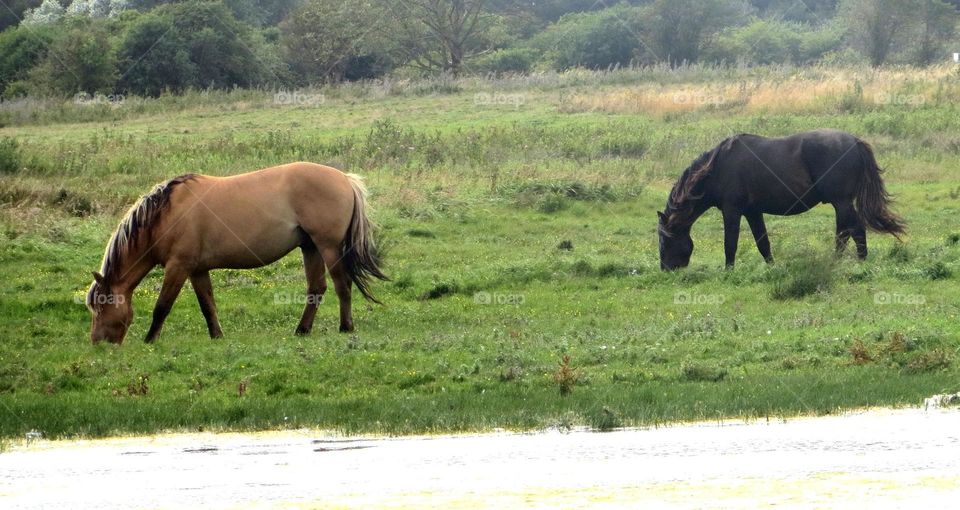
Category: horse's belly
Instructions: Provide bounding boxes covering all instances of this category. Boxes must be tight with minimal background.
[202,221,302,269]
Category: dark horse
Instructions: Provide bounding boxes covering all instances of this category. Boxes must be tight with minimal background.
[658,129,905,270]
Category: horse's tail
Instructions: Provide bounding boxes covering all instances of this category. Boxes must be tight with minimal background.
[342,174,389,303]
[855,140,905,239]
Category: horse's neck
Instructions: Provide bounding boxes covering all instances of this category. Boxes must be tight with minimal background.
[675,196,713,226]
[107,245,156,298]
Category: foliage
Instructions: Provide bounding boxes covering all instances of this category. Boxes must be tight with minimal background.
[530,4,646,70]
[0,25,53,97]
[116,1,278,95]
[0,137,19,174]
[708,19,844,64]
[28,24,116,95]
[279,0,391,84]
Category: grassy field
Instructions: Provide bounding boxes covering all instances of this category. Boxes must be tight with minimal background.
[1,64,959,439]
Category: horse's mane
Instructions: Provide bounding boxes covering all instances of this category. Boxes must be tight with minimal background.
[663,136,737,230]
[98,174,196,281]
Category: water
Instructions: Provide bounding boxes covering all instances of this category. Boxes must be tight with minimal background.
[2,408,959,509]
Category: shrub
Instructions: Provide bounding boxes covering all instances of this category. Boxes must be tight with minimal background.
[530,4,645,70]
[0,26,54,97]
[0,137,19,174]
[680,361,727,382]
[924,262,952,281]
[770,252,836,300]
[117,1,276,95]
[29,24,116,95]
[473,48,538,74]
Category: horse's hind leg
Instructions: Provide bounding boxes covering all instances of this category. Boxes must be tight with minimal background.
[322,247,354,333]
[745,212,773,263]
[145,264,189,343]
[852,224,868,260]
[191,271,223,338]
[295,244,328,335]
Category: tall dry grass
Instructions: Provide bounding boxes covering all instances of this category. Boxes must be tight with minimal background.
[558,66,960,116]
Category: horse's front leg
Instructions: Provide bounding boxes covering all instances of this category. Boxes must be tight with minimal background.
[722,208,742,268]
[745,212,773,263]
[145,265,189,343]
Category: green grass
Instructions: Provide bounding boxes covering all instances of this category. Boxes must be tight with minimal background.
[1,65,959,439]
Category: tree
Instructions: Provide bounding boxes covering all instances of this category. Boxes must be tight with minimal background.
[388,0,494,75]
[642,0,751,65]
[530,4,647,70]
[279,0,390,84]
[29,24,117,95]
[914,0,957,64]
[843,0,919,66]
[116,1,276,95]
[21,0,65,26]
[1,0,41,31]
[0,25,54,96]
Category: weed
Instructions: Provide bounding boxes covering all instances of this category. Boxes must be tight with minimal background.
[680,362,727,382]
[0,137,18,174]
[924,262,952,281]
[848,339,873,365]
[554,355,580,396]
[771,252,836,300]
[127,374,149,396]
[904,349,953,374]
[592,407,621,432]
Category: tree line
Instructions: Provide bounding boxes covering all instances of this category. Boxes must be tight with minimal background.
[0,0,958,98]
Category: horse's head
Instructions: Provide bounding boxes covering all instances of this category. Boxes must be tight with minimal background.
[86,272,133,344]
[658,211,693,271]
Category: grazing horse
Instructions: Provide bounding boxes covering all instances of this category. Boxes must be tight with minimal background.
[658,129,905,270]
[86,162,387,344]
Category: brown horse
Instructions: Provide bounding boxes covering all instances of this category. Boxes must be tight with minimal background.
[86,162,387,344]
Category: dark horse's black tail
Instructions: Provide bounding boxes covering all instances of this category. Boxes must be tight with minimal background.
[855,141,906,239]
[342,174,389,303]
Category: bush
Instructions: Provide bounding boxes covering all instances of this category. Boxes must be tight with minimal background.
[0,137,19,174]
[28,24,116,95]
[117,1,276,95]
[472,48,538,75]
[680,362,727,382]
[0,26,54,97]
[708,19,842,65]
[770,252,836,300]
[531,4,645,70]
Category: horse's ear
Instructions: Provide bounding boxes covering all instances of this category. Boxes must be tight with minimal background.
[92,272,104,284]
[657,211,666,222]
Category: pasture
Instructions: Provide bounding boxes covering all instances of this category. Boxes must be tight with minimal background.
[1,65,959,439]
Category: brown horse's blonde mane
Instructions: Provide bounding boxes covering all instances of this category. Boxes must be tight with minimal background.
[98,174,196,281]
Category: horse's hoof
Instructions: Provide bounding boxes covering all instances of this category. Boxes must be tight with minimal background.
[294,327,310,336]
[339,324,354,333]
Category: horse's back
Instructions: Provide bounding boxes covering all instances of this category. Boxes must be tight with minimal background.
[717,129,864,213]
[158,162,356,270]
